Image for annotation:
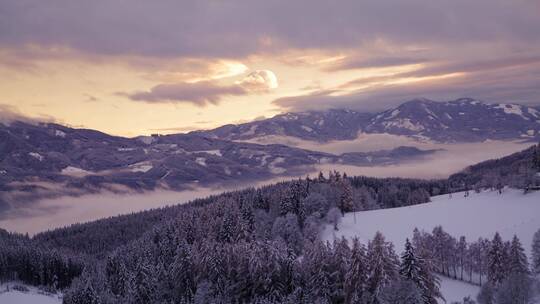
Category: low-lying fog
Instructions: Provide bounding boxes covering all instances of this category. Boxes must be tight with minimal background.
[0,136,531,235]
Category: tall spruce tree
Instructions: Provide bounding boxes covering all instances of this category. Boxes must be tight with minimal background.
[399,239,442,304]
[366,232,399,302]
[532,228,540,275]
[487,232,506,285]
[344,237,367,303]
[508,235,529,275]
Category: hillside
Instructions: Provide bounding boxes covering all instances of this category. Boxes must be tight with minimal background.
[321,188,540,302]
[449,143,540,189]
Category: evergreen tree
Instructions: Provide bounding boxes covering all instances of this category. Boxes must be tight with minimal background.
[218,211,237,243]
[532,228,540,275]
[508,235,529,275]
[64,278,101,304]
[132,260,156,304]
[477,283,495,304]
[105,255,128,297]
[344,238,367,303]
[366,232,399,302]
[495,273,533,304]
[170,242,195,302]
[399,239,442,304]
[339,179,355,216]
[487,232,505,285]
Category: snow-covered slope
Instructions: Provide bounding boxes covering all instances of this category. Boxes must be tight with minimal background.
[322,188,540,257]
[0,283,61,304]
[438,276,480,303]
[321,188,540,303]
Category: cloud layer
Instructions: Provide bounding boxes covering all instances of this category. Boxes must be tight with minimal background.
[1,0,539,117]
[2,1,539,57]
[126,70,279,106]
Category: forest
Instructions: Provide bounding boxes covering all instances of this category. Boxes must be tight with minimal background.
[0,143,539,304]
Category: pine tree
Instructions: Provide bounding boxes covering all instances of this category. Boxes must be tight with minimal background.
[399,239,442,304]
[532,228,540,275]
[399,239,422,284]
[170,242,195,302]
[344,238,367,303]
[218,211,237,243]
[508,235,529,275]
[487,232,506,285]
[105,255,128,297]
[366,232,399,301]
[339,179,355,216]
[132,260,156,304]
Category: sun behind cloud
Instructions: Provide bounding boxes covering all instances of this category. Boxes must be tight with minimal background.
[238,70,279,91]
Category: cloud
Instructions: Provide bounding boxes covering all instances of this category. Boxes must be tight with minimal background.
[1,1,539,59]
[274,60,540,112]
[0,104,57,125]
[236,70,278,91]
[125,81,248,106]
[125,69,279,106]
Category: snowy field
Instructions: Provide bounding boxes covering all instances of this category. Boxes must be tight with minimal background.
[0,283,61,304]
[322,188,540,302]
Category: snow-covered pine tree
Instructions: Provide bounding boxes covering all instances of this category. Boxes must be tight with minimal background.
[170,241,195,302]
[366,232,399,301]
[532,228,540,275]
[487,232,506,285]
[399,238,442,304]
[338,178,354,216]
[399,239,422,284]
[508,235,529,275]
[344,237,367,303]
[132,259,157,304]
[105,254,128,297]
[217,211,237,243]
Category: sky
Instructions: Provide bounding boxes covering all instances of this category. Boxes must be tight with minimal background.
[1,0,540,137]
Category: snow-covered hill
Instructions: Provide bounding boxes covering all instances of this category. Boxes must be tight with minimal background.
[0,283,61,304]
[321,188,540,302]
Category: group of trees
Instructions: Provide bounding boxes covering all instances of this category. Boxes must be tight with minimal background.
[0,229,83,290]
[412,226,540,304]
[449,143,540,192]
[63,231,443,304]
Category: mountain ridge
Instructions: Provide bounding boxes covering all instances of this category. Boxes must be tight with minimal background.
[193,97,540,143]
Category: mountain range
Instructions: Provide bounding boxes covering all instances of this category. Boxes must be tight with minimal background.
[1,97,539,211]
[194,98,540,143]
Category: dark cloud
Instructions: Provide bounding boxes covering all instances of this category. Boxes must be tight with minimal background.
[124,69,278,106]
[274,61,540,112]
[125,81,248,106]
[1,0,539,58]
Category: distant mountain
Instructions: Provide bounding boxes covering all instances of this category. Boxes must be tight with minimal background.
[366,98,540,142]
[0,121,434,210]
[194,98,540,143]
[191,109,372,141]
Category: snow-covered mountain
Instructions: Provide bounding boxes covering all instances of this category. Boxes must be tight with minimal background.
[366,98,540,142]
[0,121,434,209]
[195,98,540,143]
[191,109,372,142]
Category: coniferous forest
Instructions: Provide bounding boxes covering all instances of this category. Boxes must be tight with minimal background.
[1,144,539,304]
